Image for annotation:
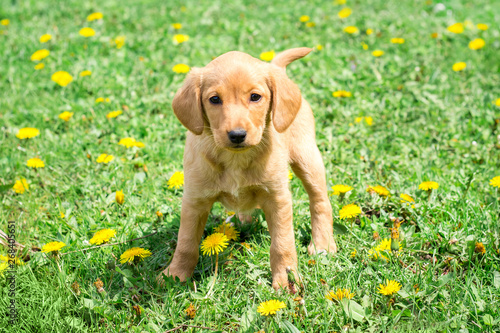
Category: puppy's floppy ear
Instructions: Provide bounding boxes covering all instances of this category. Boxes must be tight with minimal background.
[172,68,205,135]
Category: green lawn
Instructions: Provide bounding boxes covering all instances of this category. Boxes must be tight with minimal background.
[1,0,500,332]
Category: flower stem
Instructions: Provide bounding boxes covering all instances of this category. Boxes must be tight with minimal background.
[204,253,219,299]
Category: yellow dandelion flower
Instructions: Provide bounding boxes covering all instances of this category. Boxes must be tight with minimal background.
[431,32,438,38]
[40,34,52,43]
[332,90,352,98]
[306,22,316,28]
[95,97,104,103]
[390,38,405,44]
[366,28,373,35]
[79,27,95,37]
[185,303,196,318]
[338,8,352,19]
[299,15,310,22]
[355,117,363,123]
[257,300,286,316]
[120,247,152,264]
[201,233,229,256]
[172,63,190,73]
[468,38,485,50]
[344,26,358,34]
[334,0,346,4]
[106,110,123,119]
[96,154,114,164]
[214,222,239,241]
[495,98,500,107]
[87,12,103,21]
[173,34,189,44]
[361,42,369,50]
[0,19,9,26]
[350,249,357,258]
[477,23,488,31]
[474,242,486,255]
[339,204,361,220]
[372,50,384,57]
[378,280,401,295]
[60,212,65,218]
[118,137,145,148]
[16,127,40,139]
[34,63,45,70]
[447,23,464,34]
[172,23,182,29]
[367,185,390,197]
[89,229,116,245]
[167,171,184,189]
[0,255,24,266]
[51,71,73,87]
[316,44,323,51]
[260,50,275,61]
[332,184,353,195]
[31,49,50,61]
[326,288,355,301]
[400,193,415,204]
[41,241,66,253]
[80,70,92,77]
[365,116,373,126]
[288,170,293,180]
[489,176,500,188]
[58,111,74,121]
[419,181,439,191]
[27,158,45,168]
[115,190,124,205]
[0,262,8,276]
[12,179,29,194]
[452,62,466,72]
[114,36,126,49]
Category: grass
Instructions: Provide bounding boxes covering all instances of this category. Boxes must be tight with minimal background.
[1,0,500,331]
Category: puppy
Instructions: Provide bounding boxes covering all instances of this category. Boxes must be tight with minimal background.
[162,47,336,289]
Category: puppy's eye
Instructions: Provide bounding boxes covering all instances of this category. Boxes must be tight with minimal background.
[250,93,262,102]
[209,96,222,104]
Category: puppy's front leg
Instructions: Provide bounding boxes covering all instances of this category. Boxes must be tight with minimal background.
[261,190,298,290]
[160,196,214,282]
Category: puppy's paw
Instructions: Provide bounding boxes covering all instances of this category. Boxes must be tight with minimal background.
[157,265,188,286]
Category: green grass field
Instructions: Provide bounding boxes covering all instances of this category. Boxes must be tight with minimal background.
[1,0,500,332]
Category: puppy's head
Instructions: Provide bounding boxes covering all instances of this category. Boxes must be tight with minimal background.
[172,47,312,151]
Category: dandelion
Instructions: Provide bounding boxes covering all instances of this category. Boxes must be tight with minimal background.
[58,111,74,121]
[366,28,373,35]
[260,50,275,61]
[118,137,145,148]
[31,49,50,61]
[477,23,488,31]
[419,181,439,191]
[214,222,239,241]
[185,304,196,318]
[447,23,464,34]
[115,190,124,205]
[0,19,9,26]
[490,176,500,188]
[367,185,390,197]
[167,171,184,189]
[257,300,286,316]
[106,110,122,119]
[334,0,346,4]
[201,233,229,256]
[80,70,92,77]
[339,204,361,220]
[338,8,352,19]
[96,154,114,164]
[173,34,189,44]
[95,97,104,103]
[87,12,103,21]
[361,42,369,50]
[372,50,384,57]
[0,255,24,266]
[27,158,45,168]
[400,194,415,208]
[120,247,152,264]
[306,22,316,28]
[350,249,357,258]
[452,62,466,72]
[390,38,405,44]
[12,179,29,194]
[172,23,182,29]
[344,26,358,34]
[16,127,40,139]
[431,32,438,38]
[378,280,402,295]
[495,98,500,107]
[326,288,355,301]
[332,184,353,195]
[299,15,310,22]
[89,229,116,245]
[51,71,73,87]
[172,63,190,73]
[332,90,352,98]
[468,38,485,50]
[41,241,66,253]
[365,116,373,126]
[475,242,486,255]
[316,44,323,51]
[40,34,52,43]
[60,212,65,218]
[114,36,126,49]
[34,63,45,70]
[0,262,8,276]
[79,27,95,37]
[288,170,293,180]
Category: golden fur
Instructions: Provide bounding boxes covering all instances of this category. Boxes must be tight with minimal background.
[161,47,336,289]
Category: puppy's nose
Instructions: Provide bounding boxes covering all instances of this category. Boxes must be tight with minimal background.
[228,128,247,144]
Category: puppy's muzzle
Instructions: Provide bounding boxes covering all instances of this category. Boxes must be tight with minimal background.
[227,128,247,144]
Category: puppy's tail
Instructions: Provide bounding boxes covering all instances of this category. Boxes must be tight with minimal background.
[271,47,313,69]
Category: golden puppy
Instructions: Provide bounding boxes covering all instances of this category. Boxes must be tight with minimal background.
[162,47,336,289]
